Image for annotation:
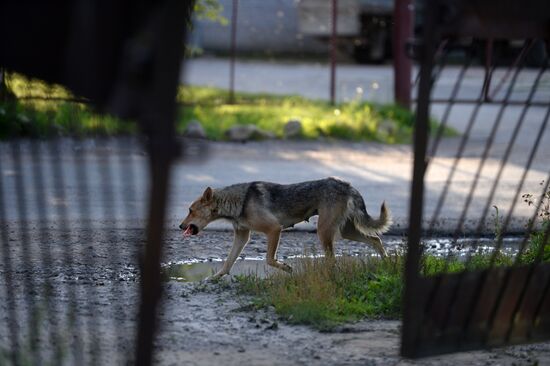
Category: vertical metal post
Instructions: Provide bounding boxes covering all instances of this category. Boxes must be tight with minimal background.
[401,0,437,358]
[229,0,238,104]
[393,0,413,109]
[0,68,15,101]
[482,38,494,101]
[330,0,338,105]
[134,1,190,365]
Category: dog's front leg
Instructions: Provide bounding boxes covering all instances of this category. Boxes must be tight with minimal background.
[211,228,250,279]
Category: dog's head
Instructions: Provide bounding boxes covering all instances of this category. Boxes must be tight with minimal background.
[180,187,218,235]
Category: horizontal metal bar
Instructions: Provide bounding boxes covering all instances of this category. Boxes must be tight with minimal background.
[415,99,550,107]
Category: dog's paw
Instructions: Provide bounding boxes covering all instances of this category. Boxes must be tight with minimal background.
[281,263,293,273]
[205,272,226,282]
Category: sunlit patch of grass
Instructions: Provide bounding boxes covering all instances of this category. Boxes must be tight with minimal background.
[2,73,456,142]
[1,73,135,138]
[178,85,457,143]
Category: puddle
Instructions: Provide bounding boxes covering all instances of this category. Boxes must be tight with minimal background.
[162,258,275,282]
[420,236,523,257]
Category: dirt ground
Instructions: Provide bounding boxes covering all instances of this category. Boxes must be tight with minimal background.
[1,227,550,365]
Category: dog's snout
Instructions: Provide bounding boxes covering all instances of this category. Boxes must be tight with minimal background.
[179,223,185,230]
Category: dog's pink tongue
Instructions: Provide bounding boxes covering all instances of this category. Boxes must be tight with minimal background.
[183,226,193,237]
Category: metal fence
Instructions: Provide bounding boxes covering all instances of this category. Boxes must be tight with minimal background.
[403,0,550,357]
[0,1,192,365]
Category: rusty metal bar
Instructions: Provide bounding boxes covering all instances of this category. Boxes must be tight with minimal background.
[30,141,65,364]
[482,39,494,101]
[134,1,189,365]
[47,139,84,362]
[329,0,338,105]
[393,0,413,109]
[429,99,550,106]
[428,51,473,159]
[488,40,535,100]
[229,0,238,104]
[10,142,42,363]
[69,139,101,365]
[0,149,19,365]
[402,0,438,357]
[530,267,550,339]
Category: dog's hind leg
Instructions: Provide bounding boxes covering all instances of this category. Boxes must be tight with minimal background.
[341,220,387,257]
[317,205,346,258]
[212,228,250,279]
[266,228,292,273]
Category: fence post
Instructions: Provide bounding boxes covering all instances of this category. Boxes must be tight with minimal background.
[134,1,191,365]
[393,0,413,109]
[330,0,338,105]
[401,0,436,357]
[229,0,238,104]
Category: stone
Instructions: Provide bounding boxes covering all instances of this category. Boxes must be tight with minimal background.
[377,119,396,136]
[224,124,274,142]
[184,120,207,139]
[283,119,303,139]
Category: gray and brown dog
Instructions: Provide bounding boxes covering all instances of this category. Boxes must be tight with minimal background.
[180,177,391,279]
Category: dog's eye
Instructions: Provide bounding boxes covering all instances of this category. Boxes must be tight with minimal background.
[189,208,193,214]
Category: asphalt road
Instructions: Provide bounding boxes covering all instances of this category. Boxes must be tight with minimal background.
[1,134,548,235]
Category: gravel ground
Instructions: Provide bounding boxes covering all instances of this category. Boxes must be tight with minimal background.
[1,227,550,365]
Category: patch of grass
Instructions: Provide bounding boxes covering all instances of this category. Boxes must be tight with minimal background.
[0,101,136,139]
[2,72,456,142]
[235,255,404,330]
[178,86,457,142]
[1,73,135,138]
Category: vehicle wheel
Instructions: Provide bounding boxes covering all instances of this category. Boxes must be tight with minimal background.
[524,39,547,68]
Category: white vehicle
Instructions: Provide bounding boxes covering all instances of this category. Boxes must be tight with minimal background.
[297,0,394,63]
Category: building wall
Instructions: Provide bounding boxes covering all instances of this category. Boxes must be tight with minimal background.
[190,0,328,55]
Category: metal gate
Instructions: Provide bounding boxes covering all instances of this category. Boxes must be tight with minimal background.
[0,1,192,365]
[403,0,550,357]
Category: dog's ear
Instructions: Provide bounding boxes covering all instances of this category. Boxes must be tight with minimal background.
[202,187,213,202]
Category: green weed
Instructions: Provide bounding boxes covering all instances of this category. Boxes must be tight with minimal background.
[519,181,550,263]
[234,255,404,330]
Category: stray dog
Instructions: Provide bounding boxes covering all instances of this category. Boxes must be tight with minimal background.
[180,177,391,279]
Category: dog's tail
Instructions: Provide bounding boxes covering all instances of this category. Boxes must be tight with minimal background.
[350,200,392,236]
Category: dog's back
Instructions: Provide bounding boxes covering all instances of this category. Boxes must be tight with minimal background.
[242,178,363,228]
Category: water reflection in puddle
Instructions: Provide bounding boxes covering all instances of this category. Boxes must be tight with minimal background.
[420,237,521,257]
[163,237,525,282]
[162,258,273,282]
